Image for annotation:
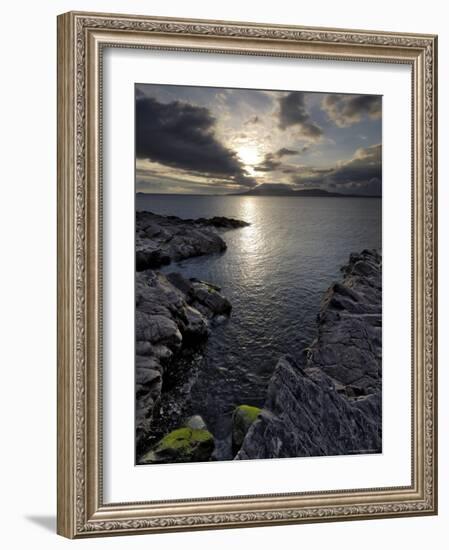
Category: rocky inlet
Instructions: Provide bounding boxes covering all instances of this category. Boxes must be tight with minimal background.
[135,210,382,464]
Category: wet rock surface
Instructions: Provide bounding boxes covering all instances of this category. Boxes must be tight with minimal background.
[237,249,382,460]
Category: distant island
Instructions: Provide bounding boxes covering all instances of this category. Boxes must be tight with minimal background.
[136,185,381,199]
[229,183,381,198]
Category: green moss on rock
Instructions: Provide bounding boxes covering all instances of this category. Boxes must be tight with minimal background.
[237,405,261,424]
[232,405,261,454]
[140,427,214,464]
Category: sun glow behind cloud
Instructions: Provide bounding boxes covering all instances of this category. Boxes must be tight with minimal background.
[135,83,382,196]
[236,144,263,175]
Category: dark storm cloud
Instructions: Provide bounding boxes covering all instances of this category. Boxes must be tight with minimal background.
[322,94,382,127]
[254,146,296,172]
[278,92,323,138]
[255,146,308,173]
[330,144,381,185]
[276,147,298,157]
[292,144,381,195]
[254,153,282,172]
[136,95,256,187]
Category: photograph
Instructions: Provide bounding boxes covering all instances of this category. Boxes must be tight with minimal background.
[134,83,383,465]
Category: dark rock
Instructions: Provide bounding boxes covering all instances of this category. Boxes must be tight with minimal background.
[140,314,182,348]
[196,216,250,229]
[237,355,381,460]
[191,281,232,316]
[136,250,171,271]
[135,269,232,453]
[232,405,261,454]
[314,249,382,393]
[136,211,249,270]
[166,271,194,295]
[135,356,163,447]
[190,278,221,292]
[182,305,209,344]
[184,415,208,431]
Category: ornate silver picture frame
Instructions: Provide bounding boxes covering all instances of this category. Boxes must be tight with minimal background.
[57,11,437,538]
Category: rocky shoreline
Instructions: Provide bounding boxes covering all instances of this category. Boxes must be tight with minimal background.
[236,249,382,459]
[136,210,248,271]
[135,210,382,464]
[135,211,249,461]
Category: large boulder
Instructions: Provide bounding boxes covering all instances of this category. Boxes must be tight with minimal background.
[181,305,209,344]
[140,314,182,348]
[184,415,208,430]
[136,249,171,271]
[191,281,232,316]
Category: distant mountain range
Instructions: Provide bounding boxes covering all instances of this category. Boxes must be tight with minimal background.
[136,186,381,198]
[229,184,381,198]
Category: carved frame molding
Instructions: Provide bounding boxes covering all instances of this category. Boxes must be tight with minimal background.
[57,11,437,538]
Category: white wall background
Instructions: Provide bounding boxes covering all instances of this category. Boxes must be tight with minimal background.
[0,1,446,548]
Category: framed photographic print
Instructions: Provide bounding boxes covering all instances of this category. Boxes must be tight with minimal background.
[57,11,438,538]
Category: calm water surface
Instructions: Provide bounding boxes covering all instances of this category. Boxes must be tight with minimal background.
[136,194,382,440]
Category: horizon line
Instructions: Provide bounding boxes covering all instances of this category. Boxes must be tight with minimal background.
[136,191,382,198]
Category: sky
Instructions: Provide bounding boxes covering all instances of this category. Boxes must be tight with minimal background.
[135,83,382,196]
